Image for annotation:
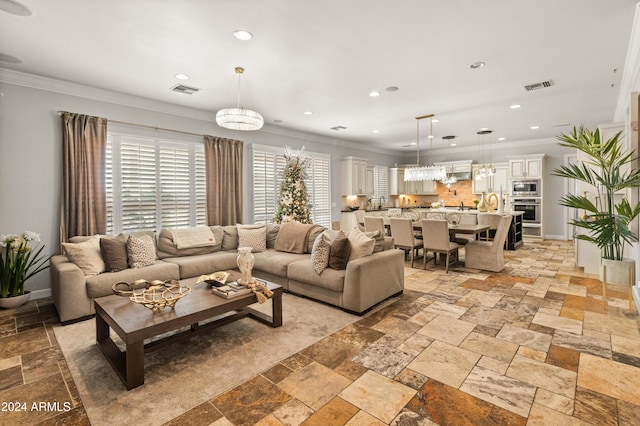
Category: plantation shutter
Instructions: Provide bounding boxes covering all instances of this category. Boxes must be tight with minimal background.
[306,154,331,227]
[373,166,389,201]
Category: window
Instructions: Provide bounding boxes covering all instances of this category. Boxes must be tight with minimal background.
[372,166,389,201]
[106,133,206,234]
[252,145,331,227]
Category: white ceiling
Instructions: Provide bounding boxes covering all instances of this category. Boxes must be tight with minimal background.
[1,0,638,153]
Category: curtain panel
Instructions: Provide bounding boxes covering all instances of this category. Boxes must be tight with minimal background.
[59,112,107,245]
[204,136,243,225]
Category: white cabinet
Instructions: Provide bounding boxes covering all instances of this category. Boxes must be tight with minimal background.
[473,163,508,194]
[389,167,405,195]
[509,155,545,179]
[341,156,368,195]
[366,166,375,196]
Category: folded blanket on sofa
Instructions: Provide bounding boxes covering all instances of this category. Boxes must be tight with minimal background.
[275,222,321,254]
[171,227,216,249]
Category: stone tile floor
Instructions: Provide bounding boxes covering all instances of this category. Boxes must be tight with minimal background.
[1,239,640,425]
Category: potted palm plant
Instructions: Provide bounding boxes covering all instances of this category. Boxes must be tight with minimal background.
[553,126,640,286]
[0,231,51,309]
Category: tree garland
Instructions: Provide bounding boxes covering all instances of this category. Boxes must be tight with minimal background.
[273,146,312,224]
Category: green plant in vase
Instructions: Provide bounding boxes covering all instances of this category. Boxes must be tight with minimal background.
[0,231,51,302]
[552,126,640,289]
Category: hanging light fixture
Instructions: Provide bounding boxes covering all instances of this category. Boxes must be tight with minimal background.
[404,114,447,181]
[440,135,458,187]
[216,67,264,131]
[475,129,493,180]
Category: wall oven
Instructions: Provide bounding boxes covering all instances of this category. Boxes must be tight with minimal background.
[511,198,541,224]
[512,179,541,197]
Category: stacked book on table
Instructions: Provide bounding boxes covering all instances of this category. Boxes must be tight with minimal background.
[211,281,252,299]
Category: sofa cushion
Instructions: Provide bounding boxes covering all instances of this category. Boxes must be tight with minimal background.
[156,226,223,259]
[253,249,309,277]
[237,224,267,252]
[221,225,239,251]
[327,230,350,270]
[310,232,330,274]
[347,228,375,261]
[364,230,385,253]
[127,234,156,268]
[306,225,326,253]
[163,251,239,279]
[62,235,105,276]
[100,235,128,272]
[266,223,280,249]
[85,261,180,299]
[287,259,346,292]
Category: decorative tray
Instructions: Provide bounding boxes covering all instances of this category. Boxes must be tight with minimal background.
[112,279,191,313]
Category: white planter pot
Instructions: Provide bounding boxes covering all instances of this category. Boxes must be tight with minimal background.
[600,258,636,286]
[0,291,31,309]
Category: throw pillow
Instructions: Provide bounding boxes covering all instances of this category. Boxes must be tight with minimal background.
[62,235,105,276]
[100,235,128,272]
[266,223,281,249]
[364,230,385,253]
[310,232,331,274]
[328,231,350,270]
[237,224,267,252]
[347,227,376,261]
[126,234,156,268]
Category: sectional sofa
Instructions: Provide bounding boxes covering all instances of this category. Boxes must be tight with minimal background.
[50,223,405,323]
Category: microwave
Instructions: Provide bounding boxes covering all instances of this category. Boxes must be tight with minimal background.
[512,179,541,197]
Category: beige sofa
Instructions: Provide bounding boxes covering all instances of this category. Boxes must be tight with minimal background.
[50,224,405,323]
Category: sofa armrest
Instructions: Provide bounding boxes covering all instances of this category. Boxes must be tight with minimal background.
[342,248,404,313]
[50,255,94,323]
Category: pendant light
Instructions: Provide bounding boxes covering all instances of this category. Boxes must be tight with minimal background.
[440,135,457,187]
[404,114,446,181]
[216,67,264,131]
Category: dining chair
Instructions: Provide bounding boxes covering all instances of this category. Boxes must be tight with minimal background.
[354,210,366,231]
[423,211,446,220]
[477,213,502,241]
[450,213,477,245]
[421,219,460,273]
[389,218,423,268]
[464,214,512,272]
[364,216,386,235]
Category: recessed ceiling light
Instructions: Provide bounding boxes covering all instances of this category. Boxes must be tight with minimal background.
[0,0,32,16]
[450,143,457,147]
[303,111,313,116]
[175,74,189,80]
[410,142,417,146]
[432,119,439,123]
[385,86,399,92]
[233,30,253,41]
[531,125,539,130]
[469,61,485,69]
[510,104,522,109]
[480,127,489,131]
[498,137,506,141]
[0,52,23,64]
[372,130,379,133]
[369,91,381,97]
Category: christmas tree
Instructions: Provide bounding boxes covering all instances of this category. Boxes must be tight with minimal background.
[273,146,312,224]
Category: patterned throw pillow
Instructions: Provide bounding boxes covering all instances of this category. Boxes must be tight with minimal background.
[62,235,105,276]
[310,232,331,274]
[237,224,267,252]
[126,234,156,268]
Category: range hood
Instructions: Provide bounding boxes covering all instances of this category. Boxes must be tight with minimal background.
[451,170,472,180]
[439,160,473,180]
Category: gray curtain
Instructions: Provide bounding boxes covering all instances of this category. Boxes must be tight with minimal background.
[59,112,107,245]
[204,136,243,225]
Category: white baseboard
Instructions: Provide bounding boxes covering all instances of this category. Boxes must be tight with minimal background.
[30,288,52,300]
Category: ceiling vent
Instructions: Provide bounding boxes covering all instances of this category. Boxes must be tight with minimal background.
[524,79,554,92]
[170,84,201,95]
[330,125,347,131]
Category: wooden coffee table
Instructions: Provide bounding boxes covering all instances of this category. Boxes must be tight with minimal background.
[94,276,282,390]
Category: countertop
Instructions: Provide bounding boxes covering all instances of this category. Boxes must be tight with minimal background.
[342,208,524,215]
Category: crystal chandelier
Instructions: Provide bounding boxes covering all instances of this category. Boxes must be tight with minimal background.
[404,114,446,182]
[216,67,264,131]
[475,129,496,180]
[440,135,458,187]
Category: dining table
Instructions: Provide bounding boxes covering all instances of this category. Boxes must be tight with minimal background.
[361,219,491,241]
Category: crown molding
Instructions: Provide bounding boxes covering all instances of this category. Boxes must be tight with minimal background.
[0,68,400,156]
[615,3,640,121]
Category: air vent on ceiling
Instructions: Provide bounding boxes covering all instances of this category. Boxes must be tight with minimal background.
[524,79,554,91]
[330,125,347,131]
[170,84,201,95]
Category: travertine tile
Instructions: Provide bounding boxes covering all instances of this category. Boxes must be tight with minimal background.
[573,386,618,426]
[277,362,351,410]
[407,340,481,389]
[534,388,574,415]
[351,342,414,378]
[577,353,640,406]
[424,300,468,318]
[583,311,640,339]
[339,370,415,424]
[532,311,583,334]
[300,397,358,426]
[611,334,640,357]
[272,399,314,425]
[552,330,612,358]
[416,314,476,346]
[344,410,386,425]
[516,346,547,362]
[477,355,510,375]
[496,323,552,352]
[527,402,590,426]
[459,332,519,363]
[507,355,577,399]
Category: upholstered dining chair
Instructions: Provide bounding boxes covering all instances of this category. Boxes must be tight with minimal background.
[477,213,503,241]
[389,217,423,268]
[421,219,460,273]
[465,214,512,272]
[354,209,366,231]
[364,216,386,235]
